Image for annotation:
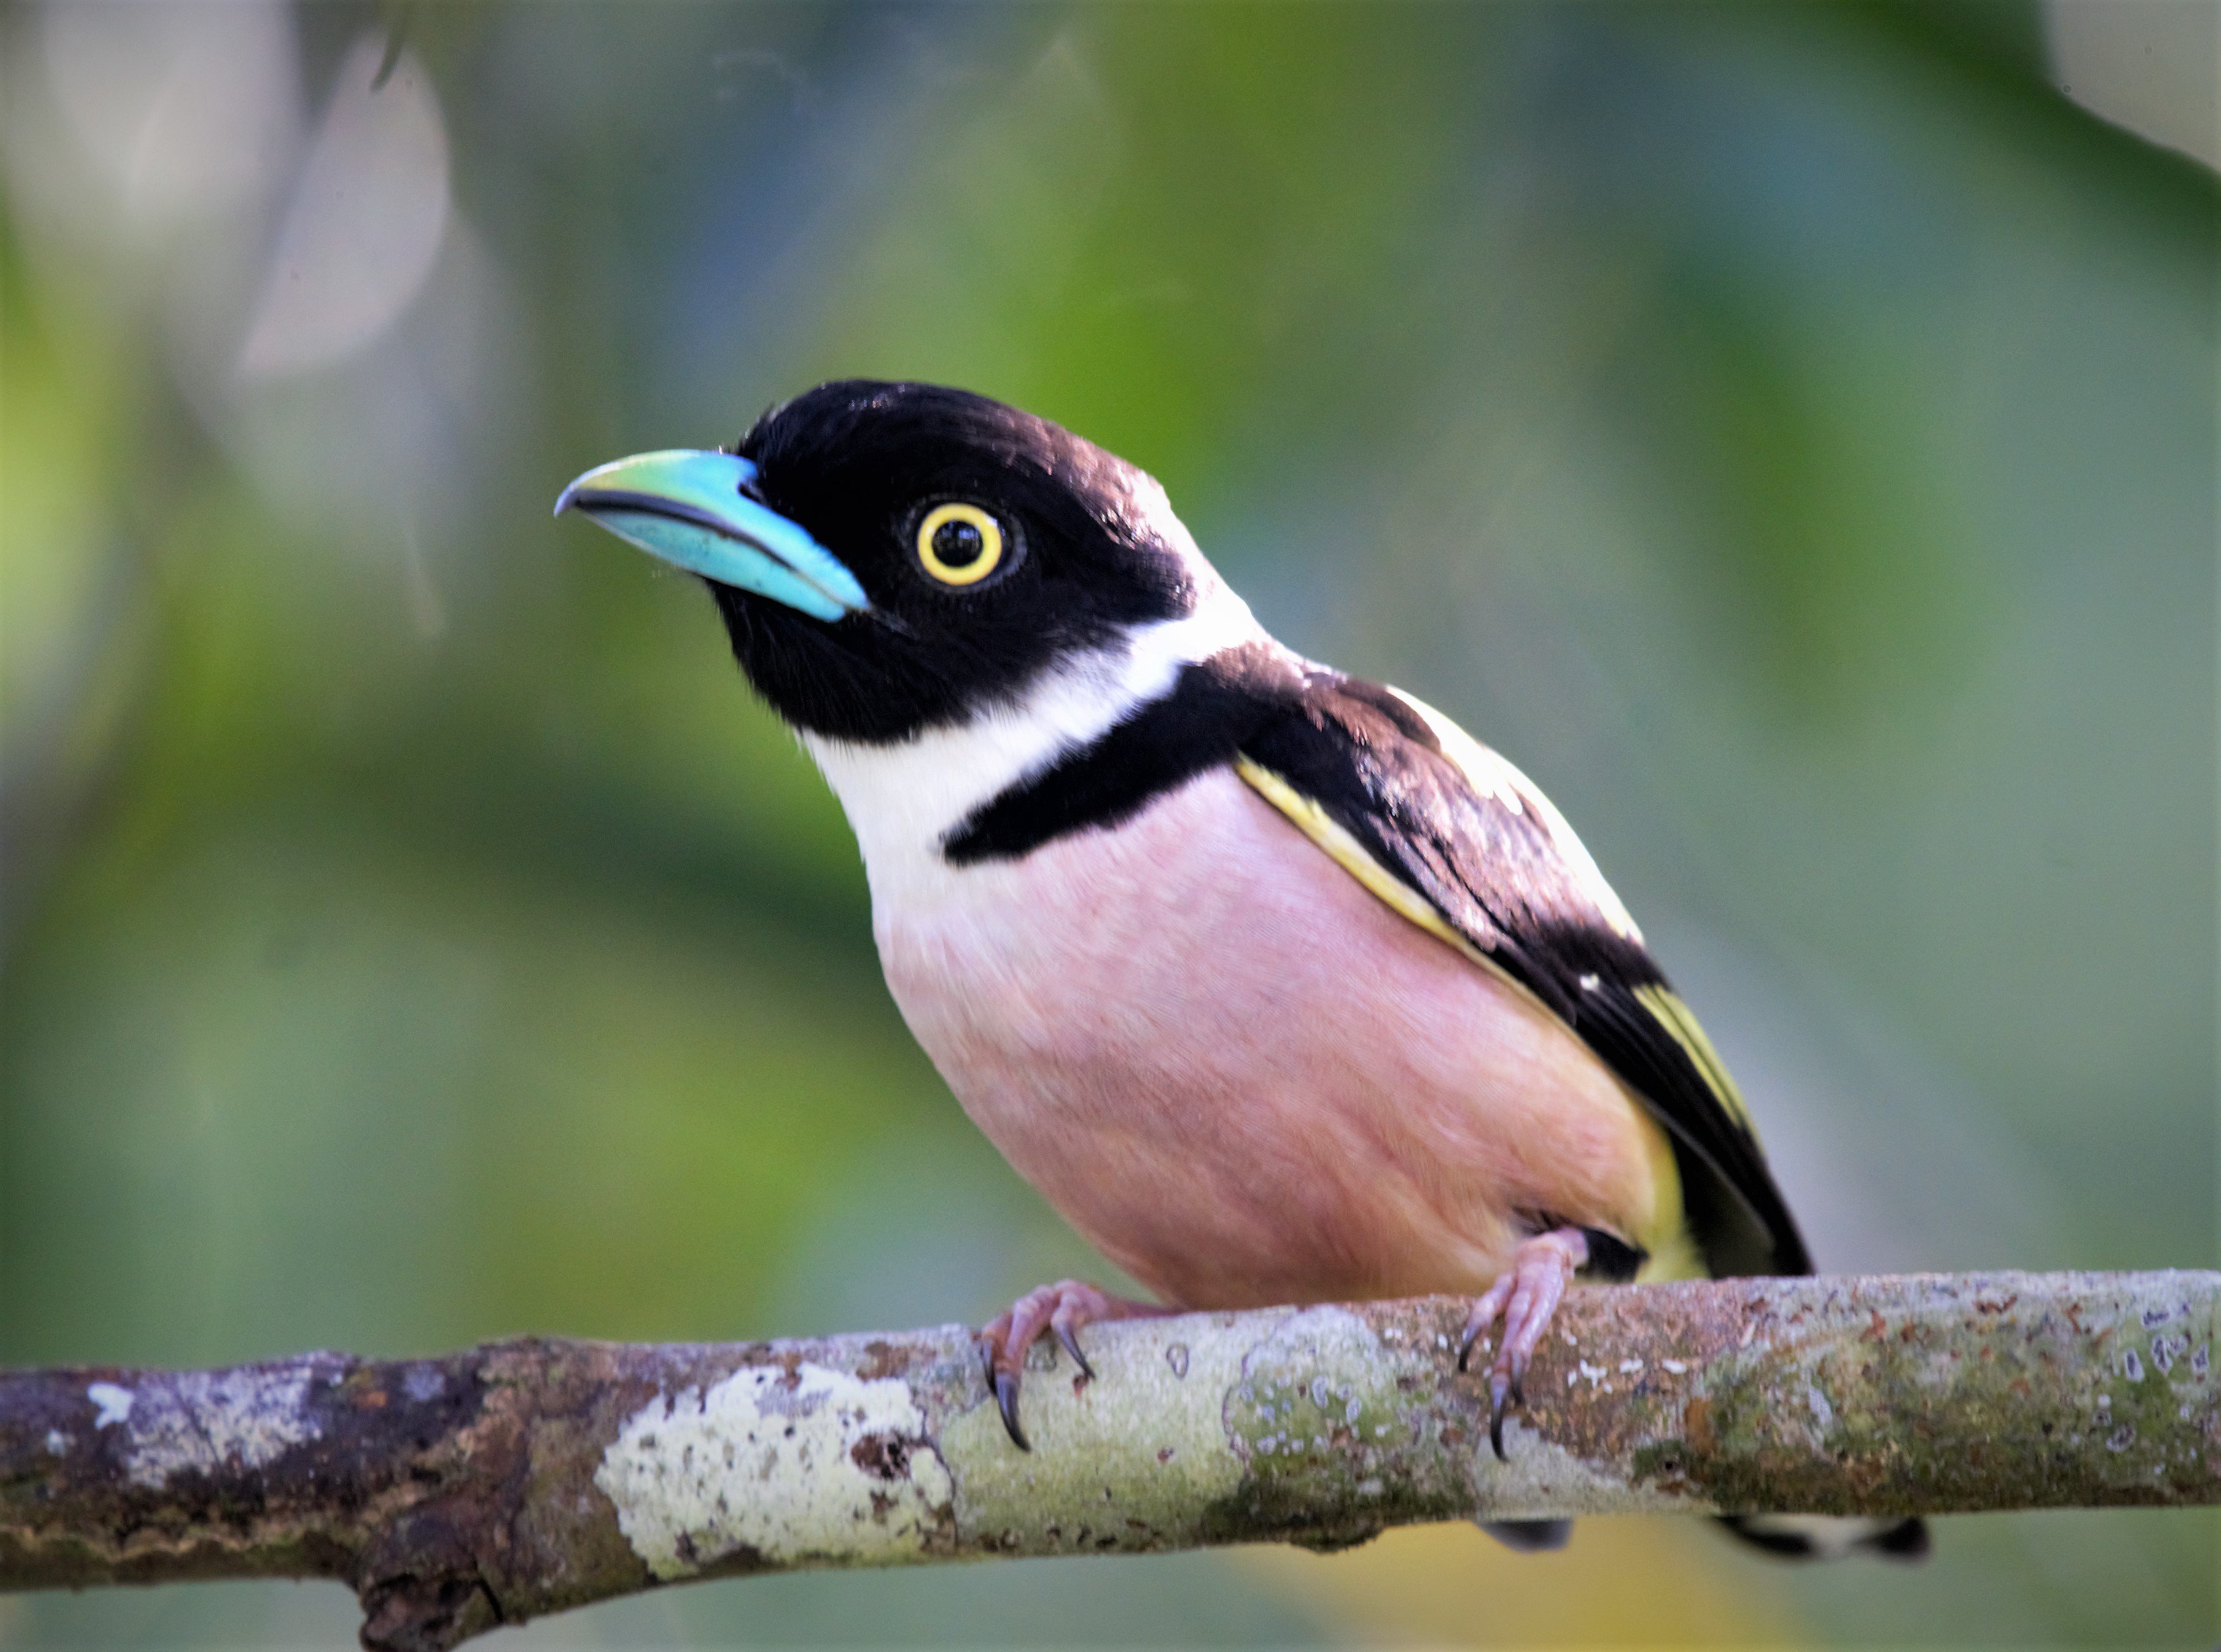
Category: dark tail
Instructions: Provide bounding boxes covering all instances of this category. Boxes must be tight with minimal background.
[1717,1513,1930,1562]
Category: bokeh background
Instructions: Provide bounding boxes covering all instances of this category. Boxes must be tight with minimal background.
[3,1,2215,1645]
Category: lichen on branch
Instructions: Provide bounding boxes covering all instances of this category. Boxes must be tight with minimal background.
[3,1272,2215,1652]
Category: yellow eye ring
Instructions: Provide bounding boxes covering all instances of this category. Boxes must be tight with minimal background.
[914,502,1006,587]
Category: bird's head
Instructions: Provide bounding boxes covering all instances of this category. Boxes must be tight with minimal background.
[557,380,1254,747]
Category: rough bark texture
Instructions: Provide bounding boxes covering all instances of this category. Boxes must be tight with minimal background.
[3,1271,2214,1650]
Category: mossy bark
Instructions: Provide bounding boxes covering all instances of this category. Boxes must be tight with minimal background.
[3,1271,2214,1650]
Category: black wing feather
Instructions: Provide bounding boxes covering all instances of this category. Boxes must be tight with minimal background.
[945,641,1810,1280]
[1240,667,1811,1279]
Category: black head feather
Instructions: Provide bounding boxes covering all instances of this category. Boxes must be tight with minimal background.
[717,380,1209,743]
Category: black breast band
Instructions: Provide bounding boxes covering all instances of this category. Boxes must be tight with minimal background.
[941,642,1301,864]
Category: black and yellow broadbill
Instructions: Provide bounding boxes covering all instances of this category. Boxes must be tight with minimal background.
[558,379,1926,1563]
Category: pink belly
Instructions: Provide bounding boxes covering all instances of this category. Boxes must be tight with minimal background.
[873,767,1661,1310]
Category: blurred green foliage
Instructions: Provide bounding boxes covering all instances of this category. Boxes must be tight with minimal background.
[2,1,2214,1645]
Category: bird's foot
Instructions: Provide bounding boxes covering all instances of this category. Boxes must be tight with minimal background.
[976,1279,1168,1451]
[1457,1228,1590,1461]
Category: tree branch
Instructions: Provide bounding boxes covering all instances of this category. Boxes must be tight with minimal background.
[4,1271,2214,1650]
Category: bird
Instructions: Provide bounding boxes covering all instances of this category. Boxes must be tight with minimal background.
[556,379,1926,1561]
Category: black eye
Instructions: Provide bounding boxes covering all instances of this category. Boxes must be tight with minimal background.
[914,502,1007,587]
[934,518,984,567]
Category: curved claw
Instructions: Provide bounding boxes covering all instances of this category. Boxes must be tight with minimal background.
[1456,1324,1483,1374]
[1465,1228,1589,1463]
[993,1369,1031,1452]
[1054,1322,1095,1382]
[976,1279,1171,1454]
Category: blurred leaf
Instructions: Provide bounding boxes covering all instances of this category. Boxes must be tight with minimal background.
[3,2,2214,1645]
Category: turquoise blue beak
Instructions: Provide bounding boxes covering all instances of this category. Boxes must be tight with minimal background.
[555,449,870,622]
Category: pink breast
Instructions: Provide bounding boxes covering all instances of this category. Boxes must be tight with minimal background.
[874,767,1660,1310]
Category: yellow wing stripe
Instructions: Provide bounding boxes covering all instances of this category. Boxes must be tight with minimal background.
[1235,756,1502,975]
[1634,1128,1705,1283]
[1633,983,1758,1137]
[1237,755,1700,1277]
